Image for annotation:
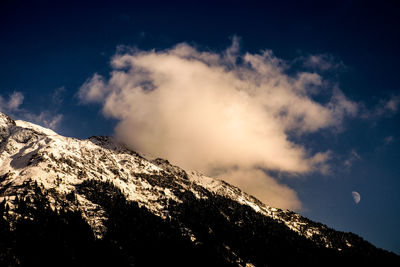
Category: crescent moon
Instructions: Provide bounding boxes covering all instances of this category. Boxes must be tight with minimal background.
[352,191,361,204]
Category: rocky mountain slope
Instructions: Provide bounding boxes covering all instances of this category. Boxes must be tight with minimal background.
[0,112,398,266]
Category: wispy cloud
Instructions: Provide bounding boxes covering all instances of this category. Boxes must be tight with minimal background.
[0,91,24,112]
[78,40,361,210]
[23,111,63,130]
[361,95,400,119]
[383,136,394,145]
[0,90,63,130]
[52,86,66,106]
[380,95,400,114]
[344,149,362,168]
[297,53,346,72]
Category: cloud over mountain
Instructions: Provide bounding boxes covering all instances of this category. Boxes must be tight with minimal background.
[79,40,358,210]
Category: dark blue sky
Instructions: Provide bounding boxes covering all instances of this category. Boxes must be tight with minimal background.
[1,0,399,254]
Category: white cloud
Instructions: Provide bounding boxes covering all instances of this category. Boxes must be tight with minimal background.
[78,40,360,210]
[78,74,107,103]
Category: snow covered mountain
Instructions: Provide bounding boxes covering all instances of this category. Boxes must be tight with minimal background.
[0,112,398,266]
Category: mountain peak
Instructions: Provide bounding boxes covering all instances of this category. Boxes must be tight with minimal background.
[0,111,15,124]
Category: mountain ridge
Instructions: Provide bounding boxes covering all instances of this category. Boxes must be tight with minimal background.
[0,112,398,266]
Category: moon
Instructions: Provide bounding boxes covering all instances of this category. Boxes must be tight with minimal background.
[352,191,361,204]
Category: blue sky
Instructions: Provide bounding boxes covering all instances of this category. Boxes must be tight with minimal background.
[0,0,399,254]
